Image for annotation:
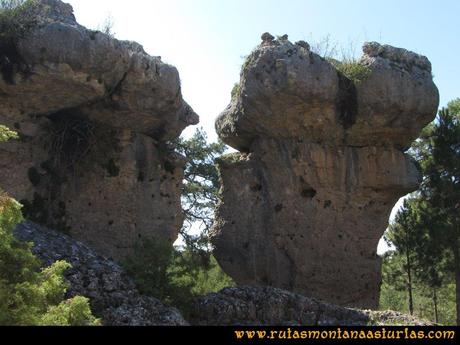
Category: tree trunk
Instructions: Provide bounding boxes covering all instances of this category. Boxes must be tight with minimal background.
[406,250,414,315]
[433,288,438,324]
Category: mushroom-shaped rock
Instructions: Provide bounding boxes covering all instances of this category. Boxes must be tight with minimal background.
[0,0,198,259]
[211,36,438,308]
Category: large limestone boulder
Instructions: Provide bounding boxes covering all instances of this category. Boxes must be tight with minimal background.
[14,221,187,325]
[190,286,433,326]
[212,34,438,308]
[0,0,198,259]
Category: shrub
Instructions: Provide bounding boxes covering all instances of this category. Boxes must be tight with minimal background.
[0,125,18,141]
[123,236,234,316]
[0,191,100,325]
[0,0,37,42]
[231,83,240,100]
[0,0,38,83]
[0,126,99,325]
[328,57,370,83]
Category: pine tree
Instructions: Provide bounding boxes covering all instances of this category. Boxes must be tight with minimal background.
[410,99,460,325]
[173,128,226,253]
[385,198,422,315]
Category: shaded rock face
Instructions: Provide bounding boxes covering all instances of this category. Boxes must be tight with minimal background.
[0,0,198,258]
[14,221,187,325]
[191,286,433,326]
[212,35,439,308]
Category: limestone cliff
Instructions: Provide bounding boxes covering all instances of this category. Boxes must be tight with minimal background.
[0,0,198,259]
[212,34,439,308]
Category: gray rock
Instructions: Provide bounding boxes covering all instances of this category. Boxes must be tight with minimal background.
[2,0,198,139]
[261,32,275,43]
[14,221,187,326]
[212,36,438,308]
[190,286,433,326]
[0,0,197,259]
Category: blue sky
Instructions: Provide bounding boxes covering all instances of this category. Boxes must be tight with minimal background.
[67,0,459,252]
[67,0,459,139]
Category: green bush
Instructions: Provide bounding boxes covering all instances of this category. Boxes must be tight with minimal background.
[0,192,100,325]
[0,126,99,325]
[39,296,98,326]
[328,57,370,83]
[231,83,240,100]
[0,125,18,141]
[0,0,37,42]
[123,236,234,316]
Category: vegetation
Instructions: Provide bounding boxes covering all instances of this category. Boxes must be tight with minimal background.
[0,126,99,325]
[380,250,456,325]
[328,58,370,83]
[308,35,370,83]
[0,0,37,83]
[0,124,18,141]
[0,0,37,41]
[97,14,115,37]
[231,83,240,100]
[173,128,227,252]
[124,128,233,315]
[123,236,234,316]
[380,98,460,325]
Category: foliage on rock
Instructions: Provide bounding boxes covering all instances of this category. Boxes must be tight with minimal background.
[0,126,98,325]
[123,235,234,316]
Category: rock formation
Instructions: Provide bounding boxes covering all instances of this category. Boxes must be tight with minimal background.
[0,0,198,259]
[212,34,439,308]
[13,222,432,326]
[14,221,187,325]
[191,286,433,326]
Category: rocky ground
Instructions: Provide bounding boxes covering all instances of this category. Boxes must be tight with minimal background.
[14,221,187,326]
[14,221,432,326]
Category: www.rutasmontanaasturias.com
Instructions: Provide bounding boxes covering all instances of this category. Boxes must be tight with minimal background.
[233,328,456,341]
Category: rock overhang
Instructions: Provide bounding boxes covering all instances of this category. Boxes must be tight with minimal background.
[211,33,439,308]
[216,34,438,152]
[0,0,199,259]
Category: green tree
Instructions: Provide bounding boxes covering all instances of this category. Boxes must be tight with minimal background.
[385,197,423,315]
[381,99,460,325]
[124,129,234,315]
[173,128,227,252]
[417,100,460,325]
[392,99,460,325]
[0,126,99,325]
[123,236,234,316]
[380,251,409,312]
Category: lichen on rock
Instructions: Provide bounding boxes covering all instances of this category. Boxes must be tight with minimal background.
[211,34,439,308]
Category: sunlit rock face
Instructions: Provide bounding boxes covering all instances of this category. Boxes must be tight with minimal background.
[0,0,198,259]
[212,34,438,308]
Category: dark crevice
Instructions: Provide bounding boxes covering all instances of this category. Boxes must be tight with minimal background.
[107,70,128,97]
[336,72,358,129]
[0,41,32,84]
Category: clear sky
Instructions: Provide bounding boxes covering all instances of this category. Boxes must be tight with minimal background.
[66,0,459,253]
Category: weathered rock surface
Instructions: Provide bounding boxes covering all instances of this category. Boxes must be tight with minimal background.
[14,221,187,326]
[191,286,433,326]
[0,0,198,258]
[14,223,429,326]
[212,35,439,308]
